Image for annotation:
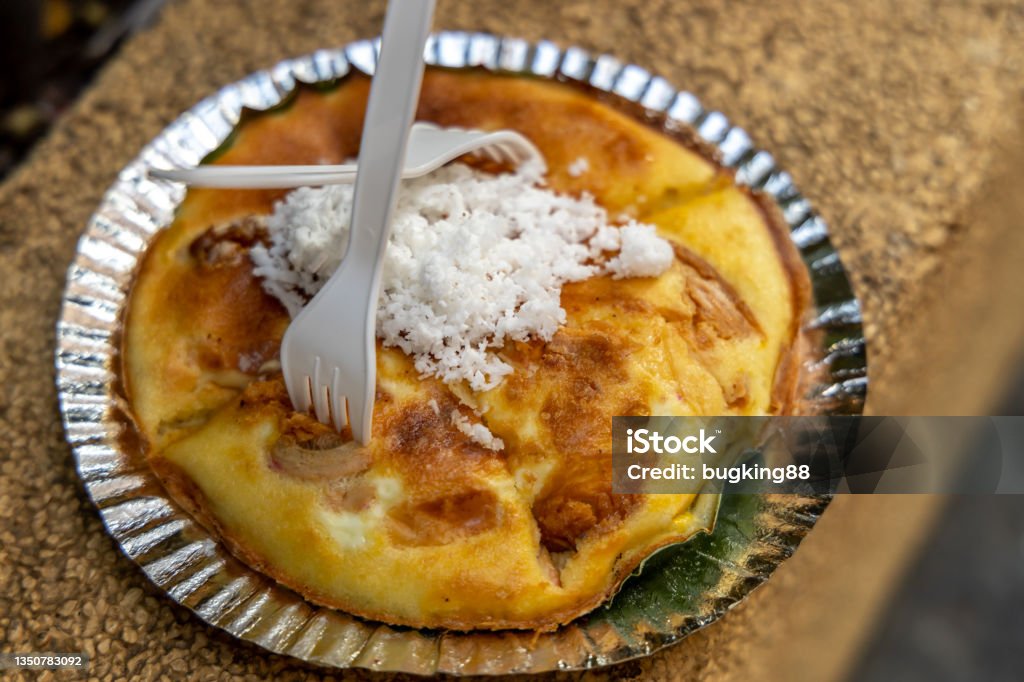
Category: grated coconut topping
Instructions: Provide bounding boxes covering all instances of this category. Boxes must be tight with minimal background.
[567,156,590,177]
[251,162,673,392]
[451,410,505,451]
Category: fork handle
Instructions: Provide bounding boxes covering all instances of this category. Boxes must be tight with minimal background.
[311,0,434,443]
[149,166,360,188]
[343,1,434,267]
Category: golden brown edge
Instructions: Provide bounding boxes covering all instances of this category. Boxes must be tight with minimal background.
[148,452,710,632]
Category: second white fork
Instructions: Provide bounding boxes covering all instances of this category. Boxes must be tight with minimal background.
[148,122,542,189]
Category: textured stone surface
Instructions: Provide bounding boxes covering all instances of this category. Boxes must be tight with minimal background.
[1,0,1023,680]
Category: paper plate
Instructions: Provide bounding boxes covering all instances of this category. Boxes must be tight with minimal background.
[55,32,867,675]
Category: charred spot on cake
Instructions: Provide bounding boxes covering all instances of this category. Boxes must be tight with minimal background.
[536,330,637,448]
[384,399,458,455]
[724,376,751,409]
[237,378,289,407]
[541,386,603,453]
[378,395,489,468]
[387,489,500,547]
[189,216,269,267]
[530,434,638,553]
[169,222,289,376]
[532,489,640,553]
[540,329,632,379]
[560,276,656,320]
[672,243,762,346]
[620,398,651,417]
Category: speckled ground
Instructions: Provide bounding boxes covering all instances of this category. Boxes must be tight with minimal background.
[2,1,1024,680]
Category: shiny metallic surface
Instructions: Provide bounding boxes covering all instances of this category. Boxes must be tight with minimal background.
[55,33,867,675]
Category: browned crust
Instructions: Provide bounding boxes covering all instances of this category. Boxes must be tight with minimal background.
[745,190,815,415]
[546,70,728,170]
[115,226,172,413]
[671,241,765,339]
[150,451,707,632]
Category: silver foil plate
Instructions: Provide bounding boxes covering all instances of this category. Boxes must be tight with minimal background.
[56,33,868,675]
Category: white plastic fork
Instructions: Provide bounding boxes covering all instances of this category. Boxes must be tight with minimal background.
[279,0,434,443]
[148,122,542,188]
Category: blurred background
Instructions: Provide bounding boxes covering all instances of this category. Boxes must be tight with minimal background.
[0,0,163,178]
[0,1,1022,680]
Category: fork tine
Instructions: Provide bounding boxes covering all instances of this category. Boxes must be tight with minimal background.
[486,144,506,164]
[311,356,331,424]
[315,383,332,425]
[497,144,517,164]
[330,366,348,431]
[295,375,313,414]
